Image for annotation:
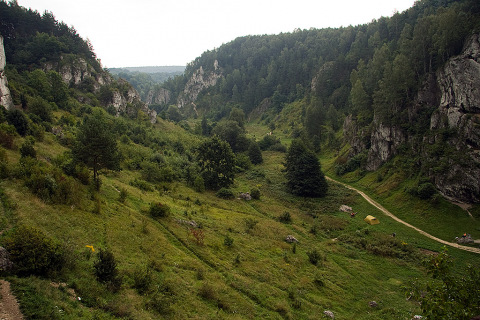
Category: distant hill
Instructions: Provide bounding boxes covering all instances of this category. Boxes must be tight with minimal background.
[107,66,186,102]
[108,65,185,74]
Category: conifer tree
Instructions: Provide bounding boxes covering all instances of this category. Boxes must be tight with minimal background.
[284,139,328,197]
[72,111,120,189]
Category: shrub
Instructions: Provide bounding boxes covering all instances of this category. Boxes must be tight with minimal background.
[133,267,152,295]
[118,188,128,203]
[417,182,436,200]
[244,218,258,233]
[149,202,171,218]
[270,142,287,152]
[215,188,235,199]
[6,109,29,136]
[235,153,252,171]
[224,234,234,247]
[130,178,154,192]
[193,175,205,192]
[307,249,323,265]
[94,248,122,291]
[2,225,64,276]
[0,148,9,179]
[278,211,292,223]
[250,187,261,200]
[0,123,17,149]
[20,136,36,158]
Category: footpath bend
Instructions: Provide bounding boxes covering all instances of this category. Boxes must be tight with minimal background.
[326,177,480,255]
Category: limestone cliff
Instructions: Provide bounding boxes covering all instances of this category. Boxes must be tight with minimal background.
[146,87,171,105]
[177,60,222,109]
[427,34,480,203]
[0,35,13,110]
[45,56,156,123]
[343,34,480,203]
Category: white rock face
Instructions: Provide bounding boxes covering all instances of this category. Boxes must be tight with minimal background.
[146,87,171,105]
[177,60,222,108]
[0,35,14,109]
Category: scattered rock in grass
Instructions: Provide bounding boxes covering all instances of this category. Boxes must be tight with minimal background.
[369,301,378,308]
[323,310,335,319]
[412,316,423,320]
[0,247,13,271]
[339,205,352,212]
[285,235,298,243]
[239,192,252,201]
[176,219,199,228]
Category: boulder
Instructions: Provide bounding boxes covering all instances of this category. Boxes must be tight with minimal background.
[323,310,335,319]
[285,235,298,243]
[0,246,13,272]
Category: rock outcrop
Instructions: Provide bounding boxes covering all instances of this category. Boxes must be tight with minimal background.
[146,87,171,105]
[343,34,480,203]
[177,60,222,109]
[427,34,480,203]
[46,56,157,123]
[366,122,406,171]
[0,35,13,110]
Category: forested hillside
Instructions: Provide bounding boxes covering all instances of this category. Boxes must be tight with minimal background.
[158,0,480,204]
[0,0,480,319]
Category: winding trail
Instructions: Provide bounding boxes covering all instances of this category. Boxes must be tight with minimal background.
[0,280,24,320]
[326,176,480,254]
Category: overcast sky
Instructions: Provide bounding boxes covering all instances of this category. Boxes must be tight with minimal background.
[16,0,416,68]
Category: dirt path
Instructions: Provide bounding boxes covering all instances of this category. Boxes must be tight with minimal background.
[0,280,24,320]
[326,177,480,254]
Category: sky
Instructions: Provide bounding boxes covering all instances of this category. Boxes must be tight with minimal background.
[16,0,416,68]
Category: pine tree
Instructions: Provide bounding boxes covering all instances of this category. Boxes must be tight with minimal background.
[72,111,120,189]
[284,139,328,197]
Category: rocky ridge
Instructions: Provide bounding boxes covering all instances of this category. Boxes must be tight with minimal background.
[0,35,13,110]
[177,60,222,111]
[344,34,480,203]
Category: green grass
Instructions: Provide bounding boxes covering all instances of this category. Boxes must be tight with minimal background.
[0,117,478,319]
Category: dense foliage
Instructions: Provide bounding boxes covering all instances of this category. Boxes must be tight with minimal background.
[284,139,328,197]
[196,136,236,190]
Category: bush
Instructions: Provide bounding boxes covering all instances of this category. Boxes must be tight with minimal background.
[20,136,36,158]
[224,234,234,247]
[94,248,122,291]
[2,225,64,276]
[133,267,152,295]
[270,142,287,152]
[216,188,235,199]
[307,249,323,265]
[130,178,154,192]
[278,211,292,223]
[149,202,171,218]
[250,187,261,200]
[0,123,17,149]
[193,175,205,192]
[235,153,252,171]
[417,182,436,200]
[118,188,128,203]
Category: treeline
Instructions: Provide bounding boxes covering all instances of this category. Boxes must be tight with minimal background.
[162,0,480,133]
[0,0,100,71]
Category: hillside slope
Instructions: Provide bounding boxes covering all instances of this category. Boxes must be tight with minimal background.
[155,0,480,204]
[0,1,479,319]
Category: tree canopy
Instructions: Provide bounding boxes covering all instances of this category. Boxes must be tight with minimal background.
[72,111,120,187]
[284,139,328,197]
[197,136,236,190]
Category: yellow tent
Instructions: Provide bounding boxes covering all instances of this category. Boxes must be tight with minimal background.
[364,215,380,225]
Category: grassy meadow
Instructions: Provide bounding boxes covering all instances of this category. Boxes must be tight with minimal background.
[0,113,479,320]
